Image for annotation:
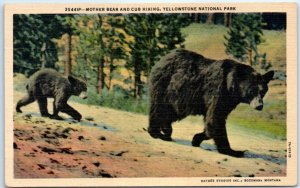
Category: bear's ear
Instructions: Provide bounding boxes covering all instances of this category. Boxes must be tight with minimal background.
[262,70,275,83]
[68,75,78,85]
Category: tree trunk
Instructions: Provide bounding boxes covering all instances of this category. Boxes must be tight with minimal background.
[224,13,232,27]
[96,15,106,94]
[96,56,105,94]
[40,42,46,68]
[249,49,253,66]
[206,13,214,24]
[194,13,199,23]
[108,56,114,90]
[133,57,142,99]
[64,33,72,76]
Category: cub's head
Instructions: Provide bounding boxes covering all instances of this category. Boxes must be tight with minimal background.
[237,69,274,111]
[68,76,88,99]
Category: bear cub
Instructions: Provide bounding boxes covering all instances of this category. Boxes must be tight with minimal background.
[16,68,87,121]
[148,49,274,157]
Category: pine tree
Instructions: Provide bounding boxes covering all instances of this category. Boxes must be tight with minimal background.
[124,14,190,98]
[224,13,271,70]
[13,14,63,76]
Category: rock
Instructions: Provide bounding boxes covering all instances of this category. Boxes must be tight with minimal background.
[37,164,46,169]
[194,160,203,164]
[13,142,18,149]
[98,170,114,178]
[50,158,60,164]
[42,133,56,139]
[259,168,265,171]
[78,136,85,141]
[85,116,94,121]
[233,174,242,177]
[99,136,106,141]
[249,174,255,177]
[93,162,101,167]
[58,147,74,154]
[24,114,32,119]
[39,146,57,154]
[62,127,77,134]
[110,150,128,157]
[47,171,54,174]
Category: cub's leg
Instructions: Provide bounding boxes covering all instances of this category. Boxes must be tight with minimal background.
[37,97,50,117]
[16,93,35,113]
[51,97,82,121]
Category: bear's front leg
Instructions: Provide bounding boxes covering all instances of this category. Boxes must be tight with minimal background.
[148,117,172,141]
[60,103,82,121]
[206,117,245,158]
[61,104,82,121]
[53,97,82,121]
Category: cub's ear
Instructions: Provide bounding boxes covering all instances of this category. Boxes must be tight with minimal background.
[262,70,275,83]
[68,75,78,85]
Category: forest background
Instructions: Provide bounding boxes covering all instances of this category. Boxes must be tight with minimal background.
[13,13,287,139]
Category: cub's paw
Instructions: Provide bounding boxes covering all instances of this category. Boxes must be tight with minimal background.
[16,108,22,113]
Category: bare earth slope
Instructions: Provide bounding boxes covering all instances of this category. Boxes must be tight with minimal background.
[13,91,286,178]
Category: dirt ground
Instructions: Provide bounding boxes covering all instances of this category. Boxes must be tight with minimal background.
[12,91,286,178]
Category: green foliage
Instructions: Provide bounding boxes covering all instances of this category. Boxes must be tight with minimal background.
[224,13,271,70]
[71,15,128,92]
[124,14,191,97]
[13,15,64,76]
[71,86,149,114]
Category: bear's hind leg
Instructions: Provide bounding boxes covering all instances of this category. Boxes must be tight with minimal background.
[37,97,50,117]
[16,93,35,113]
[192,131,210,147]
[50,99,64,120]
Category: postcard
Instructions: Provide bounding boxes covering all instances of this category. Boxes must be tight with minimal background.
[4,2,297,187]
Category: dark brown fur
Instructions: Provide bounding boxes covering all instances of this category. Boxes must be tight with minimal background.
[148,49,274,157]
[16,69,87,121]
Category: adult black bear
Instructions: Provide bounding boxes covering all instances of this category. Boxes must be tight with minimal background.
[16,69,87,121]
[148,49,274,157]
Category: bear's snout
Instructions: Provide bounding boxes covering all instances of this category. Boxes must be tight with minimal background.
[250,97,263,111]
[79,91,88,99]
[255,104,263,111]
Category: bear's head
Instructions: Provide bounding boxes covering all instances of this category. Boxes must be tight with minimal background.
[228,65,274,111]
[239,69,274,111]
[68,76,88,99]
